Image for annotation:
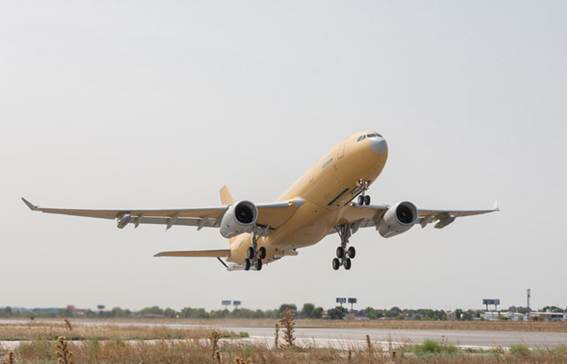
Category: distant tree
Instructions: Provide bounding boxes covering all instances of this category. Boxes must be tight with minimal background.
[542,306,563,313]
[232,308,257,318]
[301,303,315,318]
[454,309,463,320]
[180,307,193,318]
[209,309,230,319]
[386,306,402,318]
[278,304,297,314]
[364,307,384,320]
[164,307,177,318]
[192,308,209,319]
[3,307,13,317]
[327,306,348,320]
[140,306,164,317]
[111,307,128,317]
[312,307,324,319]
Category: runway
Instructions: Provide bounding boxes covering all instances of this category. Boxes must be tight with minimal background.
[1,320,566,349]
[189,323,567,349]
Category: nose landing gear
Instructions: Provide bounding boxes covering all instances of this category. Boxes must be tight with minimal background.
[358,194,371,206]
[332,225,357,270]
[356,179,371,206]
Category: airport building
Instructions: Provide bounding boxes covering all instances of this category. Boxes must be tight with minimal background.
[481,311,566,322]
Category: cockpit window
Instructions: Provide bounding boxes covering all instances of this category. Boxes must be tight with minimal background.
[357,133,382,142]
[366,133,382,138]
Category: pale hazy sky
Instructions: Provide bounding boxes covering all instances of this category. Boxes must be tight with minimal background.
[1,1,566,311]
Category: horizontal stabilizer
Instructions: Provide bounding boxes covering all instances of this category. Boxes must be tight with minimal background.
[154,249,230,258]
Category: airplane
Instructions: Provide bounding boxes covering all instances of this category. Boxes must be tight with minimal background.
[22,131,498,271]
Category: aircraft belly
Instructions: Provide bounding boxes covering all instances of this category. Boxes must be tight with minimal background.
[270,200,337,247]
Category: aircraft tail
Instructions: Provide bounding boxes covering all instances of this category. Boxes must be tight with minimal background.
[220,185,235,205]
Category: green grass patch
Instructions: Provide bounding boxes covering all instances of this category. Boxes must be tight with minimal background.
[409,339,460,356]
[509,344,530,356]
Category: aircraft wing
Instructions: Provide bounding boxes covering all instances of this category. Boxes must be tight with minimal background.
[338,202,499,230]
[21,197,303,232]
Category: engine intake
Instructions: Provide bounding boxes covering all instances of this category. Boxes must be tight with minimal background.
[220,200,258,238]
[378,201,417,238]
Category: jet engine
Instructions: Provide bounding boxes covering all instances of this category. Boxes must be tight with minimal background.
[220,200,258,238]
[377,201,418,238]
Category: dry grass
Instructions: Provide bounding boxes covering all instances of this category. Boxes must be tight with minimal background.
[0,351,14,364]
[43,317,567,333]
[2,320,567,363]
[0,321,242,341]
[55,336,73,364]
[279,309,296,348]
[2,339,567,364]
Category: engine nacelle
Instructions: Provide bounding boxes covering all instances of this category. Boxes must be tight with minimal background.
[219,200,258,238]
[377,201,418,238]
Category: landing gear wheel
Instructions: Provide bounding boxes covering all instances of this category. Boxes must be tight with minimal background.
[255,259,263,271]
[347,246,356,259]
[258,247,267,260]
[246,247,255,260]
[358,195,365,206]
[364,195,371,205]
[336,246,345,259]
[332,258,341,270]
[244,259,251,271]
[344,258,352,270]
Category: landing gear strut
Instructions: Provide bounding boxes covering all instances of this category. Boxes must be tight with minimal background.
[245,228,265,271]
[357,179,371,206]
[332,224,357,270]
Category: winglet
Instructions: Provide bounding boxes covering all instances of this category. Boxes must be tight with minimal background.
[492,200,500,212]
[21,198,39,211]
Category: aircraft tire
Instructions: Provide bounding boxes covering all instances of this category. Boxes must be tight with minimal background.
[246,247,255,260]
[255,259,263,271]
[364,195,371,205]
[244,259,251,271]
[358,195,365,205]
[347,246,356,259]
[332,258,341,270]
[344,258,352,270]
[336,246,345,259]
[258,247,267,259]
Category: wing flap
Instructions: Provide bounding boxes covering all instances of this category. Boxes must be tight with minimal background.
[337,204,388,226]
[22,197,304,231]
[154,249,230,257]
[338,202,498,231]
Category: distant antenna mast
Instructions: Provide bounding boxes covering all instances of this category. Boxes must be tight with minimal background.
[527,289,531,320]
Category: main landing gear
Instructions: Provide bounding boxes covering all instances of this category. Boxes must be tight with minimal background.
[244,229,267,271]
[332,225,357,271]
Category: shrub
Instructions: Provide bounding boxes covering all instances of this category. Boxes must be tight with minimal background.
[509,344,530,357]
[412,339,459,356]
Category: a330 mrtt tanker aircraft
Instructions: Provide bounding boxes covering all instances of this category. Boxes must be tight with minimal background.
[22,131,498,271]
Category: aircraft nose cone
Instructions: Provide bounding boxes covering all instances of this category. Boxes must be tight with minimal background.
[370,136,388,156]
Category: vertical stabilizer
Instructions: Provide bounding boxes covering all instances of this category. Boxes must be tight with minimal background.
[219,185,235,205]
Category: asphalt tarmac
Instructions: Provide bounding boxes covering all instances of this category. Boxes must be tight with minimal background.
[2,319,566,349]
[193,323,567,349]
